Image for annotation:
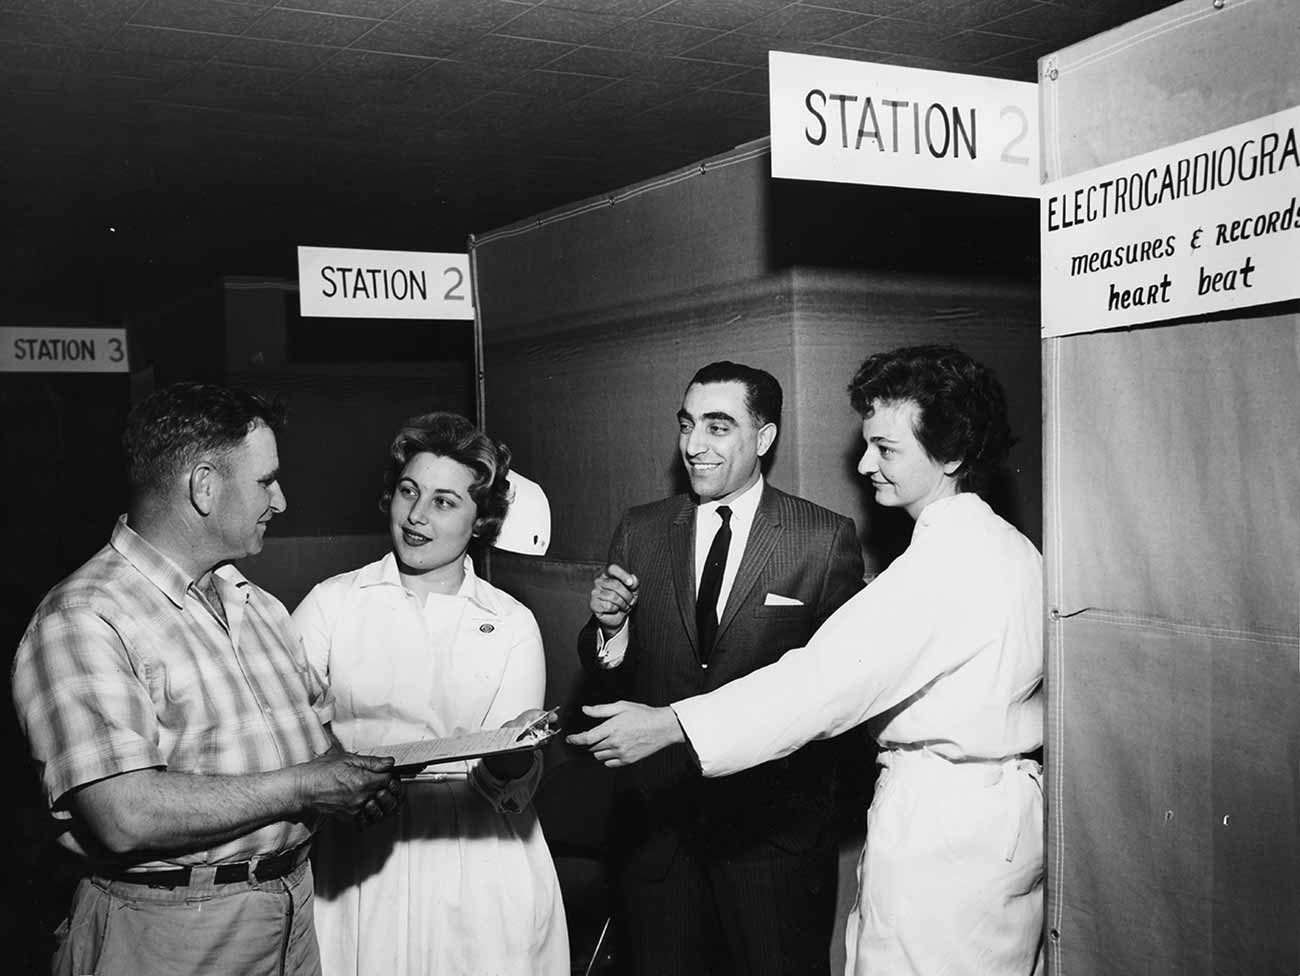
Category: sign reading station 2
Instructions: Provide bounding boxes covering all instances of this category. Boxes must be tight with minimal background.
[297,246,474,320]
[769,51,1039,199]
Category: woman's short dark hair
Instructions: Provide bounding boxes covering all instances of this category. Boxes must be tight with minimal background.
[846,344,1013,496]
[123,381,285,499]
[380,412,513,544]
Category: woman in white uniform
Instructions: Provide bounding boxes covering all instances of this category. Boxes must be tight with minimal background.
[295,412,569,976]
[571,345,1044,975]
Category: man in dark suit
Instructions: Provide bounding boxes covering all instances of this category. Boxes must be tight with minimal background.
[575,361,864,976]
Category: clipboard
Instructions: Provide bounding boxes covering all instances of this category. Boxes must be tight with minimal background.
[378,711,558,777]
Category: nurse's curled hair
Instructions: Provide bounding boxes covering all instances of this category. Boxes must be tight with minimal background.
[379,412,513,544]
[846,344,1013,496]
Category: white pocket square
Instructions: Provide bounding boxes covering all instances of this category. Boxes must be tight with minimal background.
[764,593,803,606]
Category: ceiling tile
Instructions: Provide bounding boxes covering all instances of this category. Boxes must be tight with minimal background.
[281,72,394,105]
[902,0,1040,31]
[981,2,1107,44]
[0,0,64,15]
[81,50,194,84]
[105,24,236,61]
[243,8,379,47]
[403,59,520,96]
[215,36,338,71]
[983,36,1055,64]
[644,86,768,123]
[390,0,533,35]
[645,55,743,87]
[335,100,447,130]
[454,33,575,68]
[0,65,70,96]
[129,0,265,36]
[312,49,432,82]
[162,62,301,100]
[349,21,467,58]
[800,42,893,63]
[647,0,788,32]
[64,0,141,40]
[0,39,79,73]
[979,37,1054,78]
[827,16,951,56]
[806,0,922,15]
[876,51,972,71]
[253,88,366,117]
[494,6,623,44]
[679,30,773,66]
[0,10,75,44]
[938,29,1039,64]
[273,0,408,16]
[597,18,723,56]
[514,68,617,100]
[574,76,702,113]
[741,5,875,42]
[709,64,767,94]
[537,0,667,12]
[546,45,658,76]
[387,86,479,119]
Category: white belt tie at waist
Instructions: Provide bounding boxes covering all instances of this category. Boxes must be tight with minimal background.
[879,747,1042,861]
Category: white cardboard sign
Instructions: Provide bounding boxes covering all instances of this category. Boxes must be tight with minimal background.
[769,51,1039,198]
[297,246,473,320]
[1041,104,1300,338]
[0,327,129,373]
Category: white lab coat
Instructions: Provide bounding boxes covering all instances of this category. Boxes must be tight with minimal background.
[674,493,1044,975]
[294,554,568,976]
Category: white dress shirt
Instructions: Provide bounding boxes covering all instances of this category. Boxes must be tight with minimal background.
[596,476,765,668]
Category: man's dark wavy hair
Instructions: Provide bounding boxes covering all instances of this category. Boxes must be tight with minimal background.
[688,361,783,428]
[123,381,285,499]
[380,412,512,544]
[847,344,1013,496]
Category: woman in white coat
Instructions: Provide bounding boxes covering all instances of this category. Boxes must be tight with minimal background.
[294,412,568,976]
[571,345,1044,975]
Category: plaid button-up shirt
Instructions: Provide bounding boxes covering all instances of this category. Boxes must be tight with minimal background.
[12,516,333,867]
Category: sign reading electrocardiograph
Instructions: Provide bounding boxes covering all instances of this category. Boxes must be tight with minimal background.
[1041,104,1300,338]
[297,246,473,319]
[0,327,128,373]
[768,51,1038,198]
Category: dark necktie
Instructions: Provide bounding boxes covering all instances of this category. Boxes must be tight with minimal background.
[695,505,732,662]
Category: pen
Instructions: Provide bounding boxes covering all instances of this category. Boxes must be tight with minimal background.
[515,707,558,742]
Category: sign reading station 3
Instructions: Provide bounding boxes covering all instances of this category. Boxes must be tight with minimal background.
[297,246,474,320]
[769,51,1039,199]
[1,327,129,373]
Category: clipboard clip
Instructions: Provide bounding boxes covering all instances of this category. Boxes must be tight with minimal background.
[514,707,559,743]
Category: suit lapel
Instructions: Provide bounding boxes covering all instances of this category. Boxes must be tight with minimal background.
[715,485,783,645]
[668,498,699,656]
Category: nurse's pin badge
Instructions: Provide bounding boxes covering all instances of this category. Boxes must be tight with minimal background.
[479,623,495,634]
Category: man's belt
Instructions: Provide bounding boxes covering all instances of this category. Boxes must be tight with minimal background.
[100,844,308,888]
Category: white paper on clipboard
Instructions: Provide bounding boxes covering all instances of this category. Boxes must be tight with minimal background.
[378,724,557,775]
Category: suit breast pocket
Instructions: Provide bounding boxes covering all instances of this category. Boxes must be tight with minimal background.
[749,603,815,653]
[752,603,812,622]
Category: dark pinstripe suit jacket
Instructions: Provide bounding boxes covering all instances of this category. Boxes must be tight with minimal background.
[578,483,864,878]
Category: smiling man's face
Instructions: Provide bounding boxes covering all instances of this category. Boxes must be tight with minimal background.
[677,380,775,504]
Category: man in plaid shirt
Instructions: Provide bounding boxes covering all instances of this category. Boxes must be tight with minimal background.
[12,382,404,976]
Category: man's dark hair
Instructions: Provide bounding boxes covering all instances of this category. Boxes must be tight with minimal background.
[380,412,513,545]
[846,344,1013,496]
[123,382,286,499]
[688,361,783,428]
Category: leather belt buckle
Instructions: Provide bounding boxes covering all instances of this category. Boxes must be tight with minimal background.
[107,844,305,888]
